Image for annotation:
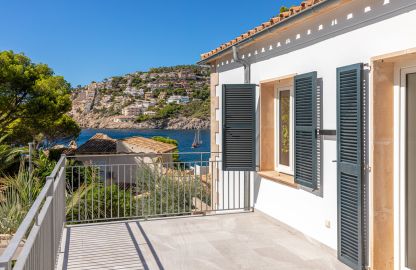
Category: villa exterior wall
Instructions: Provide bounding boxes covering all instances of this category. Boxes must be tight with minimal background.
[212,0,416,254]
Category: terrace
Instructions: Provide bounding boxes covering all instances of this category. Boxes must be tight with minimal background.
[0,153,348,270]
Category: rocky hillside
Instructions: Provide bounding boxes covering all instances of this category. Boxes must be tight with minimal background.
[69,65,210,129]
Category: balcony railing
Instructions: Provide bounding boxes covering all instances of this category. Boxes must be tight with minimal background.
[0,152,252,270]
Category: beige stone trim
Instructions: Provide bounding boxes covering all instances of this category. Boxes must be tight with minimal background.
[258,171,298,189]
[370,49,416,270]
[260,82,275,171]
[260,74,297,84]
[210,73,219,158]
[371,61,395,270]
[371,47,416,62]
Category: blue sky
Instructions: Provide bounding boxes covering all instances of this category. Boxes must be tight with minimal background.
[0,0,298,86]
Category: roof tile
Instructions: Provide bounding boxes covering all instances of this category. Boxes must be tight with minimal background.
[121,136,177,153]
[200,0,324,61]
[75,133,117,154]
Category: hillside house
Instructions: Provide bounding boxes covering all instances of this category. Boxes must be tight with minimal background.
[198,0,416,269]
[121,104,142,116]
[167,95,190,104]
[144,91,154,99]
[67,133,177,184]
[143,111,156,116]
[113,115,135,123]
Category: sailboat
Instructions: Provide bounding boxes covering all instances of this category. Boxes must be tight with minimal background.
[192,129,202,148]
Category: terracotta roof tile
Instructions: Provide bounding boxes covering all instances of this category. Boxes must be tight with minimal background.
[75,133,117,154]
[121,136,177,153]
[200,0,324,61]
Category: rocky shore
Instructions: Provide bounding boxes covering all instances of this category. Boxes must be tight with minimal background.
[72,113,210,130]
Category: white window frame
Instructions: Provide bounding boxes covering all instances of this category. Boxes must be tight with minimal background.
[275,83,294,175]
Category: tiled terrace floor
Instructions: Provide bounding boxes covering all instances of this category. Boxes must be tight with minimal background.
[56,212,351,270]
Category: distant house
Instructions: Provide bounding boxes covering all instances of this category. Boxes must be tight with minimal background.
[142,100,156,109]
[72,133,117,155]
[143,111,156,116]
[121,105,142,116]
[178,71,196,80]
[144,92,154,99]
[70,133,177,183]
[113,115,135,123]
[158,92,167,100]
[118,136,177,164]
[167,95,189,104]
[124,87,144,97]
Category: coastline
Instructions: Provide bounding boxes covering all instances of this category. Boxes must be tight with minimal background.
[72,114,210,130]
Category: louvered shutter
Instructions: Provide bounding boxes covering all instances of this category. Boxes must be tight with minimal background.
[294,72,317,188]
[337,63,364,270]
[222,84,256,171]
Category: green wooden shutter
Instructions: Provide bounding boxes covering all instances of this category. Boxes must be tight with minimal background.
[294,72,317,188]
[337,63,364,270]
[222,84,256,171]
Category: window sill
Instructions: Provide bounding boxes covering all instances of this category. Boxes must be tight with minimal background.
[257,171,299,189]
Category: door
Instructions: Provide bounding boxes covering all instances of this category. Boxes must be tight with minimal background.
[401,68,416,270]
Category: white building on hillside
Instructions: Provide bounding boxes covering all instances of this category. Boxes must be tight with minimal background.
[167,95,190,104]
[122,104,142,116]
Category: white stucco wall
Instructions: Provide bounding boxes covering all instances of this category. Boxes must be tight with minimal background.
[214,0,416,250]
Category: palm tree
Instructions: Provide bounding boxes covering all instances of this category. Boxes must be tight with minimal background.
[0,135,26,173]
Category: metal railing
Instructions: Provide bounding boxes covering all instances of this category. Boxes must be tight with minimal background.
[0,152,252,269]
[65,152,251,223]
[0,156,66,270]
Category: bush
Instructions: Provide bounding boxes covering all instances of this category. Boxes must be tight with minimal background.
[151,136,179,162]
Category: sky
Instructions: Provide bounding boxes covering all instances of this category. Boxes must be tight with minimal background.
[0,0,299,86]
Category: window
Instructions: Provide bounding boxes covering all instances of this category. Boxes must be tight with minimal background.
[276,84,294,174]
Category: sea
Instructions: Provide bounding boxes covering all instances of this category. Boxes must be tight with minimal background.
[75,128,211,162]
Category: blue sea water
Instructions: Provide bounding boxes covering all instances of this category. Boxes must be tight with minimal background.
[76,129,211,162]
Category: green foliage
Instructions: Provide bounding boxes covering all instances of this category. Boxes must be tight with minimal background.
[151,136,179,162]
[191,87,209,100]
[111,76,127,88]
[33,151,57,180]
[180,100,210,120]
[151,136,178,146]
[0,136,26,173]
[0,51,80,144]
[65,162,211,222]
[66,183,135,221]
[148,65,207,75]
[0,162,44,234]
[0,189,28,235]
[130,77,142,87]
[167,88,187,96]
[280,6,289,13]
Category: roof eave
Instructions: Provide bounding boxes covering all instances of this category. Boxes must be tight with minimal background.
[197,0,339,65]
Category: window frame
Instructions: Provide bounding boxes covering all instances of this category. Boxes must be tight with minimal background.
[275,82,294,175]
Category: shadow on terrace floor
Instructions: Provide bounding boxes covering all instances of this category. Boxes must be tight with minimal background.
[56,212,351,270]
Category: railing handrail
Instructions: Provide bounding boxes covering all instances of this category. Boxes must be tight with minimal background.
[0,155,66,269]
[65,151,222,158]
[48,155,67,179]
[0,179,53,263]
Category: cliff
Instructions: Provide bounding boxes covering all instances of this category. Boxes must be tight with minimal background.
[69,65,210,130]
